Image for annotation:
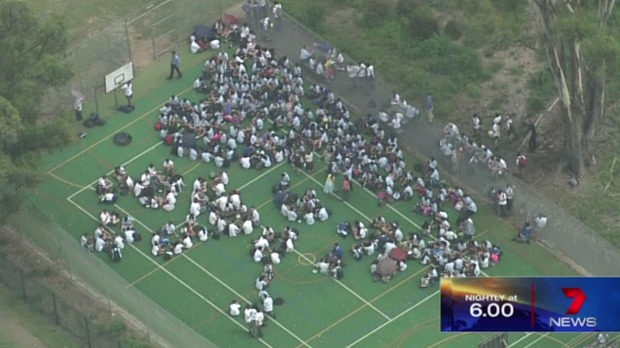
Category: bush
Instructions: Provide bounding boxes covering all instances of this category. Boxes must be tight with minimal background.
[396,0,422,17]
[407,12,440,41]
[444,19,464,40]
[361,0,393,27]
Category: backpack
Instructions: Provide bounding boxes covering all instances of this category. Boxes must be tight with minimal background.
[154,122,163,131]
[164,134,175,145]
[133,232,142,242]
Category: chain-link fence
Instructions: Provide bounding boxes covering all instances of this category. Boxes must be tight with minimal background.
[261,10,620,277]
[46,0,242,117]
[7,201,217,348]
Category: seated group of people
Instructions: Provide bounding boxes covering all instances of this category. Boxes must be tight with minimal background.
[273,179,331,225]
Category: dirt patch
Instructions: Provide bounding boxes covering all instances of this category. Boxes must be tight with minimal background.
[325,8,362,42]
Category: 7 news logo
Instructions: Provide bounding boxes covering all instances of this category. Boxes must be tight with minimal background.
[548,288,597,328]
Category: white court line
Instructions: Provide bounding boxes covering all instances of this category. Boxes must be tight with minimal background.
[66,196,274,348]
[521,333,549,348]
[508,333,534,347]
[67,141,164,200]
[345,290,439,348]
[108,202,312,348]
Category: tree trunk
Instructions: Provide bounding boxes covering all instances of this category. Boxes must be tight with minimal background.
[531,0,614,175]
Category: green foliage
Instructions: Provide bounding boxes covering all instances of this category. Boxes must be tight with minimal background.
[444,19,464,40]
[0,2,73,222]
[282,1,327,32]
[526,69,557,115]
[407,12,440,41]
[361,0,392,27]
[396,0,421,17]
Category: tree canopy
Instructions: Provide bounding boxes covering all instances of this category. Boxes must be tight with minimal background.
[532,0,619,175]
[0,1,73,221]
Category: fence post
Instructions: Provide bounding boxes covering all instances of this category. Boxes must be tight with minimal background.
[52,291,60,325]
[18,268,26,300]
[84,316,93,348]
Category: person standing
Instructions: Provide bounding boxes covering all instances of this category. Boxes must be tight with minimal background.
[74,96,83,121]
[505,184,514,213]
[272,1,282,30]
[516,152,528,177]
[528,122,537,152]
[121,81,133,107]
[324,172,335,195]
[497,190,508,217]
[168,51,182,79]
[425,95,434,123]
[341,178,352,201]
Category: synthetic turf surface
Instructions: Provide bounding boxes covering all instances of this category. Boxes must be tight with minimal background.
[30,47,596,348]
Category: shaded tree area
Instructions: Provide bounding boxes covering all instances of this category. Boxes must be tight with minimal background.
[0,1,73,221]
[532,0,618,175]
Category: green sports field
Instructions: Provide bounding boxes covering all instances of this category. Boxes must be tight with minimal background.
[29,47,600,348]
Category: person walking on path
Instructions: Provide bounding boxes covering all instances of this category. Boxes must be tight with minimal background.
[425,95,434,123]
[168,51,182,79]
[324,172,335,195]
[528,122,537,152]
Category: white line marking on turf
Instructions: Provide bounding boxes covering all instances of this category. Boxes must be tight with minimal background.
[66,196,274,348]
[345,290,439,348]
[108,201,312,348]
[291,248,391,320]
[508,333,534,347]
[520,333,549,348]
[67,141,163,200]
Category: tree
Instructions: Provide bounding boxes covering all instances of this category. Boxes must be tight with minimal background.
[0,1,73,221]
[532,0,618,175]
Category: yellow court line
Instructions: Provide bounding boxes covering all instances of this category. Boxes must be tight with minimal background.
[125,241,205,289]
[47,172,84,189]
[47,85,193,175]
[296,266,429,347]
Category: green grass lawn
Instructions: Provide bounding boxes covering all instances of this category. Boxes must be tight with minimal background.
[17,40,606,348]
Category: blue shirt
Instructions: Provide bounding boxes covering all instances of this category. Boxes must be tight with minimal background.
[332,245,343,259]
[172,54,180,66]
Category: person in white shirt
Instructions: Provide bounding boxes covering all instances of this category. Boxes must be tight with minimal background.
[189,199,202,216]
[228,222,240,237]
[173,242,184,255]
[255,236,269,250]
[314,259,329,274]
[182,235,193,249]
[197,226,208,242]
[240,156,251,169]
[255,276,268,291]
[190,39,201,53]
[229,300,241,317]
[94,237,106,252]
[216,218,227,233]
[151,243,162,256]
[242,219,254,235]
[255,310,265,328]
[253,247,264,263]
[114,235,125,250]
[317,207,329,221]
[285,237,294,253]
[120,81,133,107]
[214,182,226,196]
[304,212,315,225]
[262,294,274,317]
[124,229,135,243]
[287,209,298,222]
[100,210,112,226]
[270,251,281,264]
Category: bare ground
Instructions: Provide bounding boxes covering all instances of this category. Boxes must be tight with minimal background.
[0,311,48,348]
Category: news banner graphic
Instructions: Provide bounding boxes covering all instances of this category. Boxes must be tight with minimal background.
[440,277,620,332]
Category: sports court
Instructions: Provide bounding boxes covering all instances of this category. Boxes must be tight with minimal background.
[33,36,599,348]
